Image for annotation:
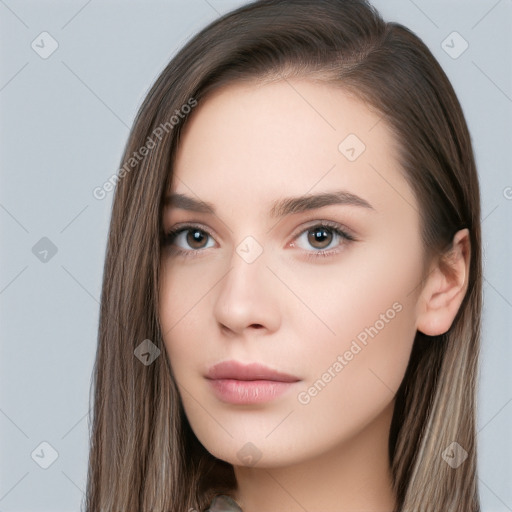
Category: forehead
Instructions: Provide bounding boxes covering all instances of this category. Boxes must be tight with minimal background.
[170,78,414,219]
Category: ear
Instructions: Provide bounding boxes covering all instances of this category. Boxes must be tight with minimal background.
[416,228,471,336]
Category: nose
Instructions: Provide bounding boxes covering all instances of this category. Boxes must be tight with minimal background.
[213,243,281,337]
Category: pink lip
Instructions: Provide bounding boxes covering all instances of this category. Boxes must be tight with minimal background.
[206,360,299,382]
[205,360,300,405]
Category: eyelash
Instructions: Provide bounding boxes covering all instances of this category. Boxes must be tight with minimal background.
[162,221,355,261]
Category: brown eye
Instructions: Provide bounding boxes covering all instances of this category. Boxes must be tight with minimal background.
[186,229,209,249]
[163,225,215,252]
[307,227,334,249]
[293,222,354,258]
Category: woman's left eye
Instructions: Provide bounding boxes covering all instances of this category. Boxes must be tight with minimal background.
[291,222,355,259]
[163,222,355,259]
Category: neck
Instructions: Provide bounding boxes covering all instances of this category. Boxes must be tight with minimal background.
[231,401,397,512]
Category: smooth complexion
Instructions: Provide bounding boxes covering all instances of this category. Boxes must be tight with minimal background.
[158,79,470,512]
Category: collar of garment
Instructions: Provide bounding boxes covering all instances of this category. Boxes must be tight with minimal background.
[206,494,243,512]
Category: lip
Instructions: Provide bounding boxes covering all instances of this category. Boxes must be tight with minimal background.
[205,360,300,405]
[206,360,300,382]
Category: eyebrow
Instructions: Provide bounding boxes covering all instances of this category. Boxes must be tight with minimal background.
[164,189,376,218]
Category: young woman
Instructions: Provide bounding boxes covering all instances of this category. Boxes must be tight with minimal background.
[85,1,482,510]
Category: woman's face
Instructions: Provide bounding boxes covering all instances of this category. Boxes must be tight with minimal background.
[159,78,425,468]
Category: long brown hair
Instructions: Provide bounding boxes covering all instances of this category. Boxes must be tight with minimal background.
[85,1,482,510]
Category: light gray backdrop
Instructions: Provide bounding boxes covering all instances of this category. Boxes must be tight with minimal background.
[0,0,511,510]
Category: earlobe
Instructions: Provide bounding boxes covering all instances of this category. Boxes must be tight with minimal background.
[416,228,470,336]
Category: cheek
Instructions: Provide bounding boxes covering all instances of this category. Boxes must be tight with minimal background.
[158,259,228,400]
[286,312,414,465]
[158,257,221,336]
[277,234,422,348]
[278,238,422,411]
[158,263,203,369]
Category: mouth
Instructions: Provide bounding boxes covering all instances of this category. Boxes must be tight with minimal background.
[205,360,301,405]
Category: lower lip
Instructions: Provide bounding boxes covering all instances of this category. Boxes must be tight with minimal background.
[207,378,297,404]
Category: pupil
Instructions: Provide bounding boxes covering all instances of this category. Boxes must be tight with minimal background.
[187,229,207,248]
[308,227,332,248]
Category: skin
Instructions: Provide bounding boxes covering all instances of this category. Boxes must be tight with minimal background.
[158,78,470,512]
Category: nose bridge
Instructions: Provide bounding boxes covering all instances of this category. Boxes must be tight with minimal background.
[224,233,267,301]
[213,233,280,333]
[234,234,265,267]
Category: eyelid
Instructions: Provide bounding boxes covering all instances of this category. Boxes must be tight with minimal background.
[288,219,356,243]
[164,219,355,241]
[163,222,218,249]
[162,219,356,257]
[165,221,216,237]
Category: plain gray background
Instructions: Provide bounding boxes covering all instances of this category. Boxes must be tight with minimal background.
[0,0,511,510]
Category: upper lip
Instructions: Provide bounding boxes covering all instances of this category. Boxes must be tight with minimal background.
[206,360,300,382]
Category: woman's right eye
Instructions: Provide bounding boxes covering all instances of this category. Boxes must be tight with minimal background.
[163,225,216,255]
